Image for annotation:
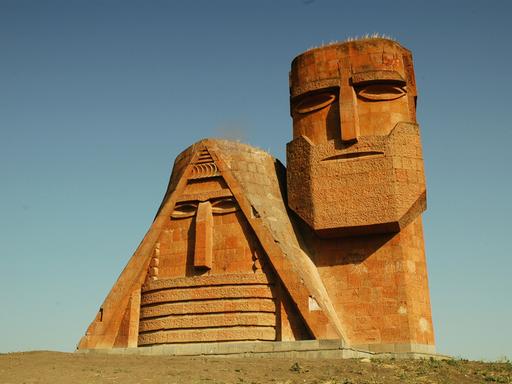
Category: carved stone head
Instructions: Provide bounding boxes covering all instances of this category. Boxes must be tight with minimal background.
[153,145,264,279]
[287,38,426,237]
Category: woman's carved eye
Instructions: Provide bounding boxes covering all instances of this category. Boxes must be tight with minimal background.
[356,84,406,101]
[171,202,198,219]
[294,91,336,114]
[211,198,238,214]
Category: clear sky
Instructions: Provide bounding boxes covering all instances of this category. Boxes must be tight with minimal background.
[1,0,511,360]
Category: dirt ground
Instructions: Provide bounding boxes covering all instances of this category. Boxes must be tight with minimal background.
[0,351,511,384]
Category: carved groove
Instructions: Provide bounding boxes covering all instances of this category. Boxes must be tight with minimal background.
[138,326,276,346]
[139,312,276,332]
[140,298,276,319]
[141,285,275,306]
[143,274,272,292]
[195,149,214,163]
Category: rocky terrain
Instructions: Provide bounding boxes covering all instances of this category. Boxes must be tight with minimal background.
[1,351,511,383]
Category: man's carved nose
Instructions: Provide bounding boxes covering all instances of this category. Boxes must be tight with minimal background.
[340,101,359,143]
[194,201,213,270]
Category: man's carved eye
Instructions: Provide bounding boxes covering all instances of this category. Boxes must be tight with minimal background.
[171,202,198,219]
[294,91,336,114]
[356,84,406,101]
[211,198,238,214]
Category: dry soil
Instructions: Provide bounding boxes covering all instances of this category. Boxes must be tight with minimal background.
[0,351,511,384]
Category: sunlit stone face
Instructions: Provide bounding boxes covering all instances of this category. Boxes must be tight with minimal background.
[287,39,425,236]
[155,177,264,278]
[138,156,280,346]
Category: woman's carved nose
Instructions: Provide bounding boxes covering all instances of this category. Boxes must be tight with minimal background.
[194,201,213,270]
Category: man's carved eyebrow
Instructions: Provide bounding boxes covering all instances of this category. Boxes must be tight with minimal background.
[290,78,340,98]
[351,70,405,85]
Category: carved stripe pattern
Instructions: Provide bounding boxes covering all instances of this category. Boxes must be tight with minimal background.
[189,149,220,179]
[138,274,277,345]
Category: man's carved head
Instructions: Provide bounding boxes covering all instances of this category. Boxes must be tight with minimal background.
[287,38,426,237]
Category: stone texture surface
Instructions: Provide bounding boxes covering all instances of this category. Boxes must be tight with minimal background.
[78,339,441,360]
[78,37,435,355]
[288,38,424,236]
[285,38,434,348]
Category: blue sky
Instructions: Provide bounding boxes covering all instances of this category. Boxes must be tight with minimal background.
[1,0,511,360]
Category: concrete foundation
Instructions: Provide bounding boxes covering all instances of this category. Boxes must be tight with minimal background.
[78,340,444,360]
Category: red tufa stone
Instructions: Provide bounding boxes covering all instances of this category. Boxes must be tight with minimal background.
[77,37,435,354]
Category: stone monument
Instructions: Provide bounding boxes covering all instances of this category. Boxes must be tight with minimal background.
[78,37,435,356]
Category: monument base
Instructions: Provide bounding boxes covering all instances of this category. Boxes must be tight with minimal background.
[77,340,443,360]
